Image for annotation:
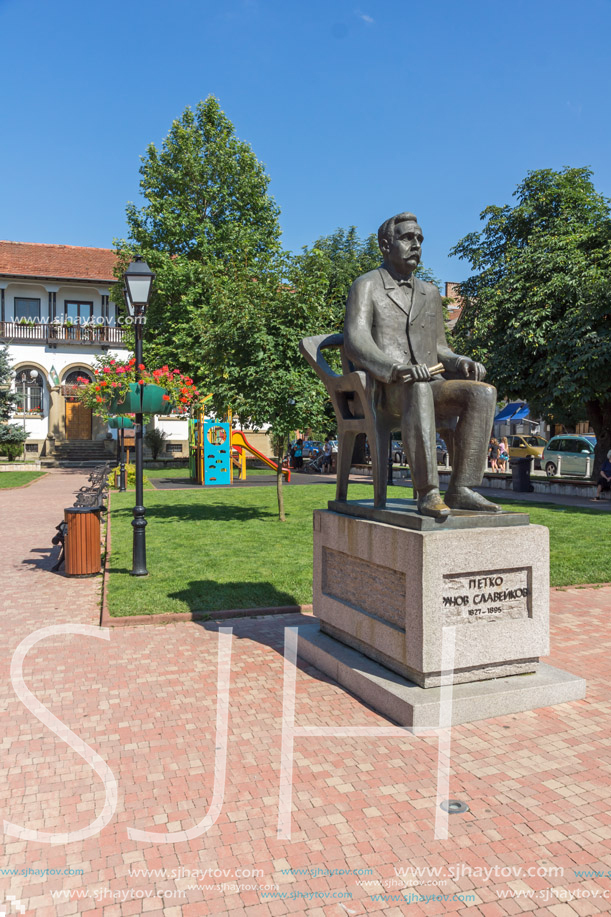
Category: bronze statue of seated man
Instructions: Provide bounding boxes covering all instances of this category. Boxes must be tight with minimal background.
[343,211,500,519]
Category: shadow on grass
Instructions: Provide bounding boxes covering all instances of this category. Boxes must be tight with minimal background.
[110,501,277,524]
[167,579,300,614]
[107,579,301,615]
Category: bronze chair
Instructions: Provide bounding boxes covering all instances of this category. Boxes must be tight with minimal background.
[299,333,393,507]
[299,333,457,509]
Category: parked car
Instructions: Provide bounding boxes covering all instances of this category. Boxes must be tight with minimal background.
[391,439,405,464]
[302,440,324,458]
[436,434,449,465]
[542,434,596,477]
[507,434,548,469]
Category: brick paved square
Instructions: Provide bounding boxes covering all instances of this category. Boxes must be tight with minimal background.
[1,471,610,914]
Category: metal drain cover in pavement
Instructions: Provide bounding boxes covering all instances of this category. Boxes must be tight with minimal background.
[440,799,469,814]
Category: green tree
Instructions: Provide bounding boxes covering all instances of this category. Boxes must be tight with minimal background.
[114,96,282,372]
[0,343,16,422]
[451,167,611,476]
[200,251,330,520]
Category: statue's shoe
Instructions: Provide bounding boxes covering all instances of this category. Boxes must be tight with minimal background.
[417,491,451,519]
[445,487,502,513]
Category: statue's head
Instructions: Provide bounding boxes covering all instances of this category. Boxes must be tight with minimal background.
[378,212,423,277]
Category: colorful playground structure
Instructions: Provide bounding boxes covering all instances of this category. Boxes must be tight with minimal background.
[189,413,291,486]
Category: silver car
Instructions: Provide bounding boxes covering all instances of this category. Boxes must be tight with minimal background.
[542,434,596,477]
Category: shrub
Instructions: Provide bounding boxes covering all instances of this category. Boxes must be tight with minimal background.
[109,464,149,489]
[0,423,28,461]
[144,428,168,460]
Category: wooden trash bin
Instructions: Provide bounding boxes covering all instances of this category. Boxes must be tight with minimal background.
[64,506,102,577]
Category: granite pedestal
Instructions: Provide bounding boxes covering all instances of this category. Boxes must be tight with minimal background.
[300,499,585,726]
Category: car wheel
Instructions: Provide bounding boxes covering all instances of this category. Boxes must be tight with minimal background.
[394,452,401,464]
[545,462,557,477]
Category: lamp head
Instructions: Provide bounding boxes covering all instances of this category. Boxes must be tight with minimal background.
[124,255,155,315]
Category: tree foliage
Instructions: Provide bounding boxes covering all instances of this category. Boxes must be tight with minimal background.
[0,344,16,422]
[115,96,282,372]
[451,167,611,474]
[199,252,330,519]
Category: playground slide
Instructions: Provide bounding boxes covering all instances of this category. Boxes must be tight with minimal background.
[231,430,291,483]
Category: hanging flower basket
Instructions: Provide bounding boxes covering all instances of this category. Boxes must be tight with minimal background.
[109,383,173,415]
[76,357,201,421]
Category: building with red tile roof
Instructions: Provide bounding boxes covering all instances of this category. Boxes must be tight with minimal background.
[0,240,117,284]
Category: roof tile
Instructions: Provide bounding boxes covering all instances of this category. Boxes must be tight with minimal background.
[0,241,117,283]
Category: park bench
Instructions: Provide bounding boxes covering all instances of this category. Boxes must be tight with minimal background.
[51,463,111,571]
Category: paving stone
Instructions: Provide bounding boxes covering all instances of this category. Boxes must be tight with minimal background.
[0,470,610,914]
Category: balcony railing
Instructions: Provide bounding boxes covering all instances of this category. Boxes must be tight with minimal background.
[0,321,126,346]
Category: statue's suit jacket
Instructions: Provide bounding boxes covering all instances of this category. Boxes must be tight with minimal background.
[343,266,462,386]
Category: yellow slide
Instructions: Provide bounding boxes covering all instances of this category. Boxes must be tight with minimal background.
[231,430,291,482]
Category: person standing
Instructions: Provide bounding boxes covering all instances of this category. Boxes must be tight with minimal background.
[322,438,333,473]
[291,438,304,470]
[489,438,500,472]
[593,450,611,500]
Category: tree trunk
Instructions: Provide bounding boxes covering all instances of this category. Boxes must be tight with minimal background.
[586,400,611,479]
[276,455,285,522]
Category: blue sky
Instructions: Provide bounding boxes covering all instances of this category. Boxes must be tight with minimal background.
[2,0,611,283]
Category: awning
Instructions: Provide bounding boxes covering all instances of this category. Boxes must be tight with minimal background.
[494,402,530,423]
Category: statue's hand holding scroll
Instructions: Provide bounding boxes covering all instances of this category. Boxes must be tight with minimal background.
[391,363,445,383]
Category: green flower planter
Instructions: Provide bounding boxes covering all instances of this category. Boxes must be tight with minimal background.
[108,416,135,429]
[109,383,173,415]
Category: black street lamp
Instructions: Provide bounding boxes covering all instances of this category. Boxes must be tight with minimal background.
[124,256,155,576]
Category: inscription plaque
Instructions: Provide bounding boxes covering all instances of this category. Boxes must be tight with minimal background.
[441,567,531,623]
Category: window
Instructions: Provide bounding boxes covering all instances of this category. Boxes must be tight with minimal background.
[15,368,44,413]
[64,369,93,386]
[14,298,41,321]
[25,443,38,452]
[165,443,182,453]
[63,301,93,323]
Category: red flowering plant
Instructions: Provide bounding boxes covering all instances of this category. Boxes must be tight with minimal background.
[76,355,202,421]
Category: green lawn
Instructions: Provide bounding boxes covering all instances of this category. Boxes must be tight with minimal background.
[106,484,610,617]
[0,471,45,489]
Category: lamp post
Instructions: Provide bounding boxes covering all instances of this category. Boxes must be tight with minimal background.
[123,256,155,576]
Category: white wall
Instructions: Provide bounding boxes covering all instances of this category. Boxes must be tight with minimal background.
[153,417,189,441]
[2,279,116,323]
[6,340,129,438]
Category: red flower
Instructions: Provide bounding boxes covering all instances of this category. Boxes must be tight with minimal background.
[162,394,170,401]
[96,396,103,402]
[138,380,144,385]
[103,367,112,374]
[180,397,188,403]
[138,363,145,371]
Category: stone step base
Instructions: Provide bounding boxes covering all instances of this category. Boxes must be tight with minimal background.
[297,621,586,728]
